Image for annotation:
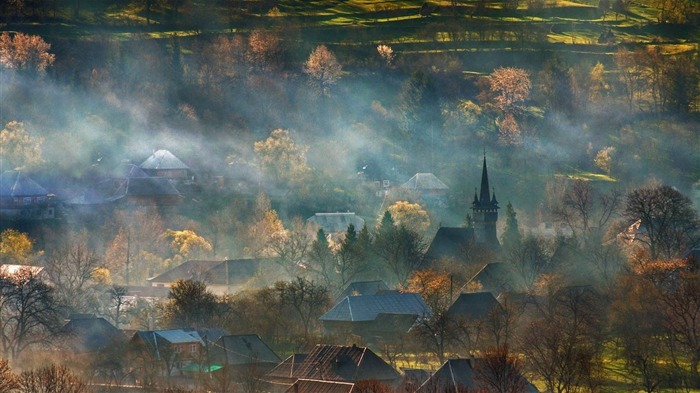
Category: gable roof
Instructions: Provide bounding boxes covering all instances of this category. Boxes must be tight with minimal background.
[211,334,281,366]
[285,379,355,393]
[140,149,190,170]
[111,177,182,198]
[336,281,390,302]
[292,345,400,382]
[307,213,366,234]
[0,170,48,197]
[320,292,430,322]
[401,173,449,191]
[60,316,125,352]
[464,263,527,297]
[148,258,268,286]
[113,163,149,179]
[447,292,501,320]
[133,329,204,356]
[424,227,474,262]
[415,359,538,393]
[266,354,308,381]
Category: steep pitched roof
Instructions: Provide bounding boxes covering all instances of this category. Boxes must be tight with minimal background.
[133,329,204,358]
[336,281,390,302]
[307,213,366,234]
[266,354,308,381]
[113,163,149,179]
[464,263,527,297]
[148,258,269,286]
[60,316,125,352]
[112,177,181,198]
[0,170,48,197]
[211,334,281,366]
[415,359,538,393]
[292,345,400,382]
[140,149,190,170]
[424,227,474,262]
[447,292,501,321]
[320,292,430,322]
[285,379,355,393]
[401,173,449,191]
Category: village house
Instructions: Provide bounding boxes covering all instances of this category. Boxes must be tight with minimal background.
[140,149,193,182]
[0,170,57,220]
[415,358,539,393]
[128,328,205,382]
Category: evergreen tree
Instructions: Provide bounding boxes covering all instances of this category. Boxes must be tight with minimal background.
[501,201,522,249]
[308,228,336,289]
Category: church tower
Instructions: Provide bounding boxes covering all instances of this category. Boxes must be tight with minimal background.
[471,154,500,249]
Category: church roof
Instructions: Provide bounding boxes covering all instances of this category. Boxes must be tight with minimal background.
[424,227,474,262]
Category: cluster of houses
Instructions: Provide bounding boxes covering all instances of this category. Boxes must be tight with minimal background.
[56,272,538,392]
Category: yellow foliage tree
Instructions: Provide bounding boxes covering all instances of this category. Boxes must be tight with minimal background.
[387,201,431,233]
[254,129,311,189]
[162,229,213,259]
[0,229,32,265]
[0,121,44,170]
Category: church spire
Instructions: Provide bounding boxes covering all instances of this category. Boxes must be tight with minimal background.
[479,152,490,205]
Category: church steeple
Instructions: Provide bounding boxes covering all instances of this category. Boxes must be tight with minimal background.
[479,154,491,205]
[471,153,500,250]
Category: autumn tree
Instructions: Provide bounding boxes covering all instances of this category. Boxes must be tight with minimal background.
[0,229,33,265]
[407,269,454,364]
[162,229,213,267]
[160,279,218,329]
[487,67,531,115]
[0,359,17,393]
[247,30,284,72]
[304,45,342,95]
[254,129,311,189]
[387,201,431,233]
[244,193,285,257]
[268,216,313,277]
[0,32,55,74]
[17,364,86,393]
[0,267,60,361]
[0,121,44,171]
[623,185,700,260]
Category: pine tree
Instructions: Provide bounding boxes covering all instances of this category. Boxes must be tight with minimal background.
[501,201,522,249]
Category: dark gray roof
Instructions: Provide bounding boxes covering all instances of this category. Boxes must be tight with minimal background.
[140,149,190,170]
[336,281,390,302]
[446,292,501,320]
[320,292,430,322]
[464,263,527,297]
[307,213,366,234]
[211,334,281,366]
[115,177,181,198]
[415,359,538,393]
[401,173,449,191]
[60,316,125,353]
[292,345,400,383]
[424,227,474,262]
[114,163,149,178]
[0,170,48,197]
[133,329,204,358]
[148,258,270,286]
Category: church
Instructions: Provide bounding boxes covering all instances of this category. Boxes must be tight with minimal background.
[424,154,501,263]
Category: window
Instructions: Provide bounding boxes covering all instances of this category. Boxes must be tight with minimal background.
[37,196,45,203]
[23,197,32,205]
[174,346,182,353]
[190,344,197,354]
[383,180,391,188]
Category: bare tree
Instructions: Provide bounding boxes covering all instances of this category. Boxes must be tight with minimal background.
[624,185,700,260]
[0,267,60,362]
[43,230,101,314]
[552,180,622,241]
[474,346,528,393]
[268,216,313,277]
[275,277,330,340]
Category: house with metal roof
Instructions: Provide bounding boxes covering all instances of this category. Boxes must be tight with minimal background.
[128,328,205,378]
[210,334,281,368]
[140,149,191,180]
[58,315,125,353]
[267,344,400,391]
[284,379,356,393]
[463,263,528,298]
[446,292,502,322]
[414,358,538,393]
[0,170,57,219]
[320,292,430,342]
